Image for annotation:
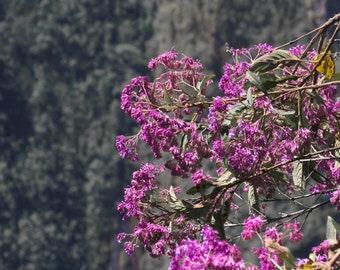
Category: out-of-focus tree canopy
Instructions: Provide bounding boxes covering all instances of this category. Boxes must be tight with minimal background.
[0,0,335,269]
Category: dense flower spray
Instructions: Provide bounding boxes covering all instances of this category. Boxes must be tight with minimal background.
[116,14,340,269]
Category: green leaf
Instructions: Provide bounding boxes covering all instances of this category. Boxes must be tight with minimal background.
[180,134,189,154]
[196,74,215,91]
[246,71,280,93]
[273,108,295,115]
[284,114,299,129]
[169,200,186,211]
[169,185,178,201]
[250,49,299,73]
[246,88,253,106]
[169,186,186,211]
[221,119,230,138]
[186,180,212,195]
[293,160,305,189]
[212,208,226,240]
[246,71,263,90]
[278,248,297,269]
[309,170,324,184]
[222,197,232,224]
[247,184,260,213]
[212,171,241,189]
[251,61,278,73]
[149,195,156,204]
[151,81,156,100]
[326,216,340,245]
[307,90,325,105]
[266,240,296,269]
[259,73,280,82]
[267,169,290,184]
[300,108,309,128]
[325,72,340,82]
[163,87,173,105]
[213,170,233,186]
[334,132,340,169]
[229,101,248,115]
[185,203,211,219]
[275,74,299,83]
[186,186,200,195]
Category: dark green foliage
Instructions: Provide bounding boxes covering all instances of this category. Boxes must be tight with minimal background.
[146,0,323,79]
[0,1,150,269]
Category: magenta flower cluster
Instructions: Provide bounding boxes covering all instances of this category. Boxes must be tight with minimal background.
[117,162,201,256]
[171,217,305,270]
[241,215,264,240]
[117,49,213,178]
[116,40,340,269]
[169,225,245,270]
[117,163,164,221]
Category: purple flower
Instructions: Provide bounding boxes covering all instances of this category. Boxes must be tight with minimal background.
[115,135,138,161]
[116,41,340,268]
[208,108,220,132]
[148,47,178,70]
[330,187,340,210]
[264,226,282,242]
[253,247,279,270]
[283,222,303,242]
[226,121,269,178]
[212,139,226,160]
[330,166,340,184]
[219,62,249,97]
[117,163,164,220]
[288,45,305,57]
[310,183,328,194]
[170,225,245,270]
[219,44,273,98]
[134,222,170,255]
[241,215,264,240]
[124,241,138,256]
[180,56,203,70]
[294,128,313,151]
[191,169,208,185]
[312,240,330,256]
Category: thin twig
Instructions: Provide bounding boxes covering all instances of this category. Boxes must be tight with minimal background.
[276,13,340,49]
[324,248,340,270]
[266,200,330,223]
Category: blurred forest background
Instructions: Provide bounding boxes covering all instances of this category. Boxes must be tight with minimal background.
[0,1,339,269]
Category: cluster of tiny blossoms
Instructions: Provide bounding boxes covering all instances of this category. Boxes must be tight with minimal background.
[117,49,213,256]
[117,48,213,176]
[212,44,340,186]
[170,216,306,270]
[116,43,340,267]
[169,225,245,270]
[116,162,200,256]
